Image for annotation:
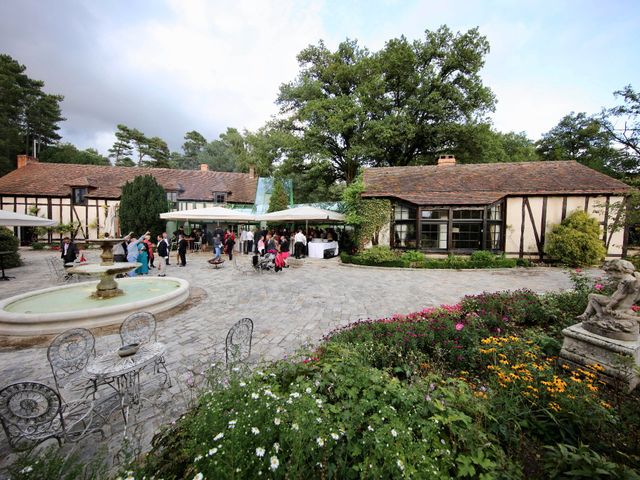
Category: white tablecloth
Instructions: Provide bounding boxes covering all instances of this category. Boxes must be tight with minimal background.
[307,241,339,259]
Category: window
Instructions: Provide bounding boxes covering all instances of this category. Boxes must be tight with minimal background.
[453,209,483,220]
[166,191,178,202]
[421,223,448,249]
[452,223,483,249]
[394,223,417,248]
[488,203,502,220]
[394,204,416,221]
[73,188,87,205]
[488,224,501,250]
[215,192,226,203]
[421,210,448,220]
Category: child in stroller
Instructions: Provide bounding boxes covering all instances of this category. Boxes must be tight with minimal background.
[253,252,276,272]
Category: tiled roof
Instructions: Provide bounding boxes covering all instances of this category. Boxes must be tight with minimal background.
[0,163,257,203]
[363,161,631,205]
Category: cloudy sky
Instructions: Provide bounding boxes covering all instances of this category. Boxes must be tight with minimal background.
[1,0,638,156]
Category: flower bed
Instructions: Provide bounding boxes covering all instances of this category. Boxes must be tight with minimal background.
[10,272,640,479]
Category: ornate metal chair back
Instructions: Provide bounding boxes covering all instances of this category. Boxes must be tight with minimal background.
[225,318,253,366]
[0,382,65,451]
[47,328,96,396]
[120,311,157,345]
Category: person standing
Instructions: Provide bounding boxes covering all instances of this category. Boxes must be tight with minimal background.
[177,234,187,267]
[212,234,222,262]
[224,228,236,261]
[294,229,307,259]
[156,234,168,276]
[136,241,149,275]
[246,228,254,255]
[143,234,155,268]
[60,237,79,264]
[239,228,248,255]
[126,232,149,277]
[162,232,171,265]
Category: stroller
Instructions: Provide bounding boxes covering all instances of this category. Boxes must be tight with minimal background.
[253,252,276,272]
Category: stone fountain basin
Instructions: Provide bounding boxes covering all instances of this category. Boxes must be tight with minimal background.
[0,277,190,336]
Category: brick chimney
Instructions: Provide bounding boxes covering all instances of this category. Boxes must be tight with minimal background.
[437,154,456,166]
[17,154,38,169]
[199,163,209,171]
[249,165,255,178]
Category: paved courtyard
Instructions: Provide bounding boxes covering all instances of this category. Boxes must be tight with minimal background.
[0,248,583,475]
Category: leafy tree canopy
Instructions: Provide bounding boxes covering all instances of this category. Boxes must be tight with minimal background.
[601,85,640,172]
[0,54,65,175]
[536,112,625,176]
[39,143,110,165]
[119,175,168,238]
[277,26,496,182]
[108,124,171,168]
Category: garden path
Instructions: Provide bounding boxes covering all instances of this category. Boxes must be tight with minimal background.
[0,248,582,475]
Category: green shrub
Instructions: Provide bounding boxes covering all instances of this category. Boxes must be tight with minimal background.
[8,446,106,480]
[31,242,44,250]
[542,443,640,480]
[400,250,425,263]
[357,245,399,263]
[545,210,606,267]
[0,227,21,268]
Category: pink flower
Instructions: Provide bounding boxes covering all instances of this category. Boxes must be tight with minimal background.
[632,305,640,313]
[594,284,604,291]
[575,268,582,273]
[455,323,464,331]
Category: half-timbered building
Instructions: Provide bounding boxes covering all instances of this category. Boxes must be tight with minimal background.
[363,156,632,259]
[0,155,257,242]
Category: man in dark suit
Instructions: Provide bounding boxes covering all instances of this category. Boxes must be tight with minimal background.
[60,237,78,264]
[177,234,187,267]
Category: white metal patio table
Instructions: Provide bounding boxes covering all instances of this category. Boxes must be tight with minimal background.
[86,342,169,431]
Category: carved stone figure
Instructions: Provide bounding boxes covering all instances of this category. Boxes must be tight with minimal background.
[577,259,640,341]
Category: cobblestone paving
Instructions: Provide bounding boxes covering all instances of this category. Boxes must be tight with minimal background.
[0,248,581,475]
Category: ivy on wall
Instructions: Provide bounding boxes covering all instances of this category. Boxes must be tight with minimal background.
[342,173,391,251]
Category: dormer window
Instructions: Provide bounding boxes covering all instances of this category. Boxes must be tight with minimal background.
[73,187,88,205]
[214,192,226,203]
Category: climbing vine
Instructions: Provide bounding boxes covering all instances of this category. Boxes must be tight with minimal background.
[342,173,391,251]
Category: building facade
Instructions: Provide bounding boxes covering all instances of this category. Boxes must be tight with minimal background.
[363,157,631,259]
[0,155,257,242]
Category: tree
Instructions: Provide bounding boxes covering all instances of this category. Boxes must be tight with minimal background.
[198,128,248,172]
[277,27,496,182]
[267,178,290,213]
[109,124,134,166]
[601,85,640,172]
[536,113,623,175]
[119,175,168,238]
[450,125,539,163]
[0,54,65,175]
[178,130,207,170]
[108,124,172,168]
[39,143,110,165]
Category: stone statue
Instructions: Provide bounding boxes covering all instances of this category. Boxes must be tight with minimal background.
[577,259,640,341]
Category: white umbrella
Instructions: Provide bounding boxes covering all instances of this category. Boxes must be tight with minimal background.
[160,206,257,222]
[257,206,345,223]
[0,210,56,227]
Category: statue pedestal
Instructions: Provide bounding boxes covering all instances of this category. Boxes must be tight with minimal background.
[560,323,640,391]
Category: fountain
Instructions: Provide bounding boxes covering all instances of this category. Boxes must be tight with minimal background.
[0,237,190,336]
[67,238,140,299]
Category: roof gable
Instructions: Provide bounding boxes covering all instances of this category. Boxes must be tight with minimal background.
[363,161,630,205]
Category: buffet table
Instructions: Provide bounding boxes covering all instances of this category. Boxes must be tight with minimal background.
[307,240,339,259]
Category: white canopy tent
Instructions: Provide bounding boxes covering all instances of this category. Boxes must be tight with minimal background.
[0,210,57,227]
[160,206,257,223]
[256,206,345,223]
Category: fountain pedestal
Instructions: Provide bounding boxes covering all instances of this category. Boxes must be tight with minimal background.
[69,238,139,299]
